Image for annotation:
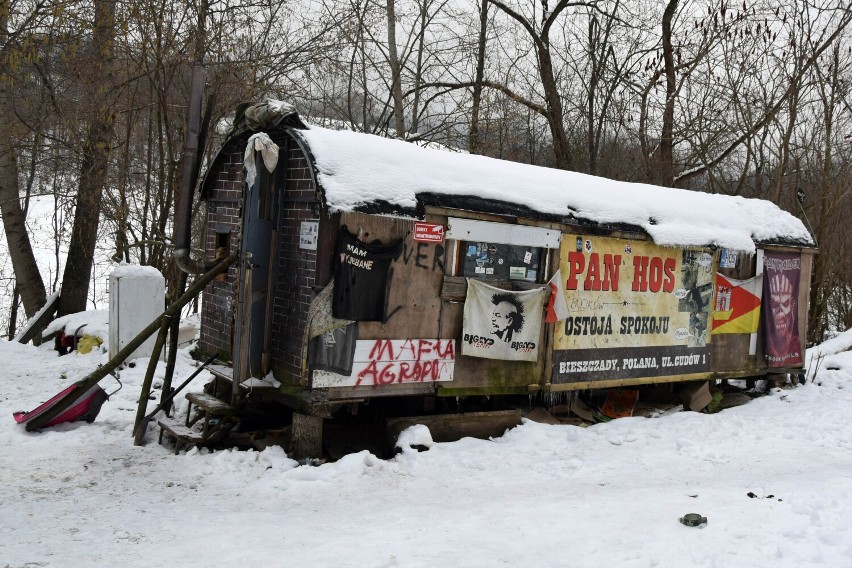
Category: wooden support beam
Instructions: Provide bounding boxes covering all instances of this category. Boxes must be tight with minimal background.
[132,316,171,436]
[290,413,323,460]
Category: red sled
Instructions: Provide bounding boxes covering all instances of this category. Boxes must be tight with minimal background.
[14,380,111,429]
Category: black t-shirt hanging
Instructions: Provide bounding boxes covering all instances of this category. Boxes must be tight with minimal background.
[309,323,359,376]
[332,227,403,321]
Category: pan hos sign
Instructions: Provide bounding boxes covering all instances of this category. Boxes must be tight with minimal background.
[555,237,715,352]
[564,251,678,293]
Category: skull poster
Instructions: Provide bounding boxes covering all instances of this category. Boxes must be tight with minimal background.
[762,252,803,367]
[462,278,548,361]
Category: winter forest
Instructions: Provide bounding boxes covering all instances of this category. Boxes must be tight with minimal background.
[1,0,850,344]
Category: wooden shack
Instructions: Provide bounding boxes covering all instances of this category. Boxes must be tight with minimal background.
[195,101,815,453]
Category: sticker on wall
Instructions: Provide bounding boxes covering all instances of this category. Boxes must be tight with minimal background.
[413,222,445,243]
[299,220,319,250]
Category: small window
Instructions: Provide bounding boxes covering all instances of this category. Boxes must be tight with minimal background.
[216,231,230,251]
[459,241,542,282]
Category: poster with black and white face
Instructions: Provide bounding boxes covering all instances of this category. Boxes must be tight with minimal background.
[462,278,548,361]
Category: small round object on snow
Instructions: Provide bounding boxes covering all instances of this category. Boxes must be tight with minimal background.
[679,513,708,527]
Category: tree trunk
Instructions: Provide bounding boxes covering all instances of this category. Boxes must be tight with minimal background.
[58,0,117,316]
[470,0,489,154]
[538,42,571,170]
[658,0,678,186]
[409,0,429,134]
[387,0,406,138]
[0,0,47,319]
[586,14,598,175]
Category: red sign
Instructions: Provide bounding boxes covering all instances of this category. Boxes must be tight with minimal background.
[413,222,445,243]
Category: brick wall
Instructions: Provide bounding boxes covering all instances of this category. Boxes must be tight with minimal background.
[198,138,245,359]
[198,129,323,383]
[268,135,321,382]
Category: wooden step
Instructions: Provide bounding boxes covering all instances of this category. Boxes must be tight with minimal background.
[207,363,233,382]
[183,392,239,444]
[157,416,205,454]
[185,392,235,416]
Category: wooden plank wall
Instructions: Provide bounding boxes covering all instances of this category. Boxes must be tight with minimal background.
[710,251,759,373]
[340,212,447,340]
[338,211,545,395]
[798,251,815,362]
[322,212,816,396]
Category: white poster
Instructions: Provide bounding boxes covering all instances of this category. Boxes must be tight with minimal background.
[462,278,548,361]
[299,220,319,250]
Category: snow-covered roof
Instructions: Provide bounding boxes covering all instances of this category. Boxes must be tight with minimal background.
[295,124,814,253]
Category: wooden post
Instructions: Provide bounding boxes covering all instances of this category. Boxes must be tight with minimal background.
[232,261,252,405]
[132,316,171,436]
[290,413,323,460]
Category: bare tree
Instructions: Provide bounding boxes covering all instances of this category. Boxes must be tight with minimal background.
[387,0,406,136]
[0,0,48,322]
[57,0,118,316]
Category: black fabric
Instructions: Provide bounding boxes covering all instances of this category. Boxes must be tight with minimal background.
[82,387,109,423]
[309,323,359,376]
[332,227,403,321]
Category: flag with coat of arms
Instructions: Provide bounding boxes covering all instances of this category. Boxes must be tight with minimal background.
[711,273,762,334]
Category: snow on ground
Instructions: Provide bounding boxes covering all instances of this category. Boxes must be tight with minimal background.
[806,328,852,379]
[2,333,852,567]
[42,310,110,345]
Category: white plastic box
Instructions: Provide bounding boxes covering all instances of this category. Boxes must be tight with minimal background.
[108,266,165,362]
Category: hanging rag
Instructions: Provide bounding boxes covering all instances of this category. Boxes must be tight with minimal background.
[243,132,279,188]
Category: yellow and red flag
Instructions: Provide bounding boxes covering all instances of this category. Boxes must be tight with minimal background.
[711,274,762,334]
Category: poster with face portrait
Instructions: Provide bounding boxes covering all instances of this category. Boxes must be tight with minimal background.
[762,251,803,367]
[462,278,548,361]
